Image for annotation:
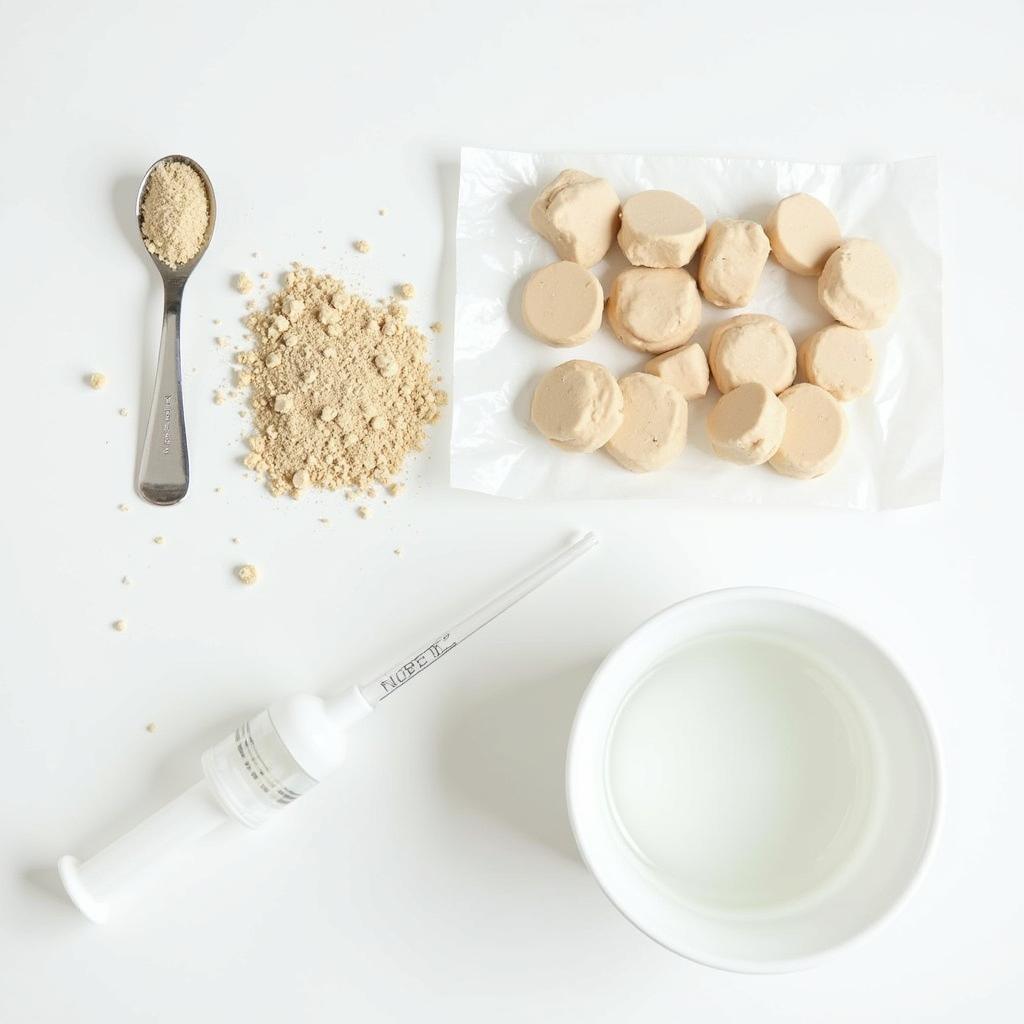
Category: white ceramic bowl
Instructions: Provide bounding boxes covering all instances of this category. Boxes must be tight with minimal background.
[566,588,940,973]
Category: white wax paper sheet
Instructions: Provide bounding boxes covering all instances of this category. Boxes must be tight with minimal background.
[451,147,942,509]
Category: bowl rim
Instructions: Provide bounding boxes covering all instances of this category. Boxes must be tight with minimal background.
[565,586,943,974]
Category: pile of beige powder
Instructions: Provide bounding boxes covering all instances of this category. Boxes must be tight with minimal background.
[238,266,447,497]
[140,159,210,268]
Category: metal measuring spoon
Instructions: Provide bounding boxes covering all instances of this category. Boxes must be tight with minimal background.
[134,155,216,505]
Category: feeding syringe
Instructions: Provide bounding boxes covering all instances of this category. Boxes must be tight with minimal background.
[58,532,597,923]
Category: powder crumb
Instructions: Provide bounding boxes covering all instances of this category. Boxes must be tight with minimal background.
[89,372,107,390]
[122,576,132,586]
[140,159,209,269]
[398,283,416,300]
[145,722,157,734]
[252,252,260,259]
[118,503,129,512]
[393,547,402,557]
[356,506,373,520]
[260,271,270,280]
[235,265,447,498]
[319,517,331,526]
[214,486,223,493]
[237,564,259,585]
[154,535,165,545]
[118,407,129,417]
[213,389,227,405]
[235,273,254,294]
[216,336,231,348]
[354,240,371,254]
[430,322,443,334]
[389,482,405,497]
[378,208,387,216]
[231,537,240,544]
[113,619,127,633]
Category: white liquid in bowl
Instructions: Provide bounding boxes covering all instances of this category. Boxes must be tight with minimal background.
[606,632,879,914]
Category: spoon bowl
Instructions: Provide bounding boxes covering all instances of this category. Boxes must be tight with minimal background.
[134,155,216,505]
[135,154,217,281]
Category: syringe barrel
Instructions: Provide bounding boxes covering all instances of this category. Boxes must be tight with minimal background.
[57,781,226,923]
[58,691,369,922]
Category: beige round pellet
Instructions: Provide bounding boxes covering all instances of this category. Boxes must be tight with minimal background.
[707,382,787,465]
[530,169,621,268]
[818,238,900,329]
[770,383,847,479]
[642,342,709,401]
[617,190,706,268]
[605,373,688,473]
[531,360,624,453]
[521,261,603,347]
[799,324,876,401]
[708,314,796,395]
[607,267,701,354]
[698,219,771,308]
[765,193,841,276]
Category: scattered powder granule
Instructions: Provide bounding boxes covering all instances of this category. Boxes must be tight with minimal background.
[145,722,157,734]
[237,265,447,498]
[357,506,372,520]
[89,372,107,390]
[430,322,443,334]
[118,407,128,417]
[319,517,331,526]
[118,503,129,512]
[398,283,416,300]
[140,160,209,269]
[354,240,371,254]
[213,389,227,405]
[389,482,405,497]
[113,619,127,633]
[393,547,402,557]
[236,272,254,294]
[122,576,132,586]
[237,564,259,585]
[231,537,240,544]
[378,208,387,216]
[216,336,231,348]
[154,535,165,545]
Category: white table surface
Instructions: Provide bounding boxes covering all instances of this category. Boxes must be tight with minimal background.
[2,1,1021,1020]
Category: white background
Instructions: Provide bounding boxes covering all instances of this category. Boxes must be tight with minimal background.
[0,1,1021,1020]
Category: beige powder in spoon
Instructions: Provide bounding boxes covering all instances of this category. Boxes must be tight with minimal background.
[140,160,209,268]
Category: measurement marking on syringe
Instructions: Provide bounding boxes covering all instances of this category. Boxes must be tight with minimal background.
[376,633,458,700]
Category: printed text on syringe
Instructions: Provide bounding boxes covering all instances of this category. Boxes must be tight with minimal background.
[376,633,457,699]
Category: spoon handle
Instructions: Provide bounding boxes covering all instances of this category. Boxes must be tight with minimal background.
[137,280,189,505]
